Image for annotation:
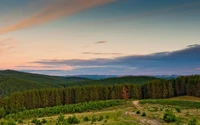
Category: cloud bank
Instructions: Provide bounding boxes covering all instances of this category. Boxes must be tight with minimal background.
[0,0,115,34]
[22,45,200,75]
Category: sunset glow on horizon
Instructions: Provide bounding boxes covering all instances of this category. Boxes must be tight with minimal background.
[0,0,200,75]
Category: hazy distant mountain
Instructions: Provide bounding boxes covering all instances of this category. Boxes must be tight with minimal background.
[0,70,89,97]
[155,75,179,79]
[72,75,118,80]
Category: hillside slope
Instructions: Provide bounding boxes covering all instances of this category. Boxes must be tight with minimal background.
[0,70,89,97]
[65,76,158,86]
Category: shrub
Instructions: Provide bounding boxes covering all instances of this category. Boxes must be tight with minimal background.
[163,110,176,123]
[83,116,89,122]
[31,118,42,125]
[175,116,183,125]
[98,115,104,121]
[57,113,65,122]
[91,115,97,124]
[175,106,181,113]
[0,120,6,125]
[7,120,16,125]
[0,108,6,118]
[136,110,140,114]
[188,117,199,125]
[67,115,80,124]
[18,119,23,124]
[141,112,146,117]
[41,119,47,123]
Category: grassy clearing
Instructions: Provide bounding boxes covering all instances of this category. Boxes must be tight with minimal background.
[1,96,200,125]
[168,96,200,101]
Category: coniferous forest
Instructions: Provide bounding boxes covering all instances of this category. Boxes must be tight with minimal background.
[1,71,200,119]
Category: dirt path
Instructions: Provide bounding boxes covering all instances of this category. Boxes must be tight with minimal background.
[133,100,140,109]
[132,101,161,125]
[140,119,161,125]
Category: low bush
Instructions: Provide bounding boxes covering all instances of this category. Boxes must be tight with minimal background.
[67,115,80,124]
[98,115,104,121]
[141,112,146,117]
[163,110,176,123]
[136,110,140,114]
[175,106,181,113]
[188,117,199,125]
[83,116,89,122]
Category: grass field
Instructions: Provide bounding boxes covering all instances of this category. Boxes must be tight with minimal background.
[168,96,200,101]
[1,96,200,125]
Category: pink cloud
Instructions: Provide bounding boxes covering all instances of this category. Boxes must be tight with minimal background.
[0,0,116,34]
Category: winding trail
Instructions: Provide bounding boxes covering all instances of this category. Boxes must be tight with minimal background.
[133,100,140,109]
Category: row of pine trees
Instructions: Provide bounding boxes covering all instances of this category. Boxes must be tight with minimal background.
[0,75,200,115]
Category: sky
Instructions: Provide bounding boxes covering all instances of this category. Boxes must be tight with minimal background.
[0,0,200,76]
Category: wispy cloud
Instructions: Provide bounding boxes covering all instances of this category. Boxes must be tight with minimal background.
[82,41,109,48]
[26,44,200,75]
[0,0,116,34]
[95,41,108,44]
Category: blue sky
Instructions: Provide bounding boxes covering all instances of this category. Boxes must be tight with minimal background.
[0,0,200,75]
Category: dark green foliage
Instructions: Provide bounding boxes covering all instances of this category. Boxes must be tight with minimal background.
[70,76,157,86]
[57,113,65,122]
[5,100,123,120]
[98,115,104,121]
[163,110,176,123]
[67,115,80,124]
[188,117,199,125]
[83,116,89,122]
[136,110,140,114]
[0,119,16,125]
[2,72,200,120]
[18,119,23,124]
[41,119,47,123]
[175,116,183,125]
[91,115,97,123]
[0,107,6,118]
[175,106,181,113]
[0,70,89,97]
[31,118,42,125]
[141,112,146,117]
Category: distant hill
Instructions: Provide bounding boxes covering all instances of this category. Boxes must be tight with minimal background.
[72,75,118,80]
[0,70,159,97]
[155,75,179,79]
[65,76,158,86]
[0,70,89,97]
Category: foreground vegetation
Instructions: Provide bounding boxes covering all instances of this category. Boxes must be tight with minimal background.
[1,97,200,125]
[140,99,200,108]
[5,100,124,120]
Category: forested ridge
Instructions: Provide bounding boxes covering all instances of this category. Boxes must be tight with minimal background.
[0,70,156,97]
[0,75,200,118]
[1,70,200,119]
[0,70,90,97]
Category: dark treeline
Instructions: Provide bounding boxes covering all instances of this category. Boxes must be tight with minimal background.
[0,75,200,118]
[0,70,156,97]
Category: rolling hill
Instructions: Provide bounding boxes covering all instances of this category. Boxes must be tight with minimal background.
[0,70,158,97]
[0,70,89,97]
